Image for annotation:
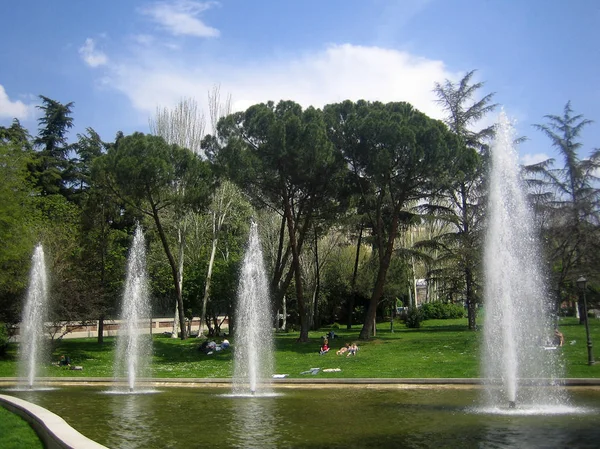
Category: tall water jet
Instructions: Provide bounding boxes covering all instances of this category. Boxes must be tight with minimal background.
[483,112,567,410]
[18,244,49,389]
[114,226,152,392]
[232,221,274,395]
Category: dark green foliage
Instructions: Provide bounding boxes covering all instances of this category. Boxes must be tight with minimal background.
[0,119,32,149]
[527,102,600,309]
[0,138,39,322]
[31,96,75,196]
[405,307,424,328]
[324,100,462,339]
[0,323,8,357]
[431,70,497,330]
[420,302,466,320]
[96,132,215,338]
[210,101,346,341]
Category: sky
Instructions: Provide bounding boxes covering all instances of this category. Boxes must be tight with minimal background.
[1,0,599,165]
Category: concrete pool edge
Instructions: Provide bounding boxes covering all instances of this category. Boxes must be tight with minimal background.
[1,377,600,388]
[0,393,108,449]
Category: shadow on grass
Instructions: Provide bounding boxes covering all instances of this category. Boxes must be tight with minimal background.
[416,324,472,333]
[152,336,233,365]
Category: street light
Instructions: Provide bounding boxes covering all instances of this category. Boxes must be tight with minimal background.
[576,276,595,366]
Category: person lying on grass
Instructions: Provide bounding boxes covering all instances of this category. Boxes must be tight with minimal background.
[336,344,349,355]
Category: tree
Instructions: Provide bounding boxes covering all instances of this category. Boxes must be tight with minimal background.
[97,132,214,339]
[150,97,207,338]
[208,101,345,341]
[198,180,242,336]
[529,102,600,315]
[32,96,75,196]
[0,129,38,323]
[431,70,497,329]
[70,127,106,204]
[325,100,462,339]
[80,131,132,343]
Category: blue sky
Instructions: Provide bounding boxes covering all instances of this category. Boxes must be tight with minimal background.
[1,0,598,165]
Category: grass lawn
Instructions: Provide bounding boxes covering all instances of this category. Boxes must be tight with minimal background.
[0,407,44,449]
[1,317,599,379]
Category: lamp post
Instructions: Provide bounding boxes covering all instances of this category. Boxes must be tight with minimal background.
[576,276,595,366]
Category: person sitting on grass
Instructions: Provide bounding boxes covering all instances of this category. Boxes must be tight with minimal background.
[336,344,349,355]
[347,343,358,357]
[320,339,330,355]
[554,329,564,347]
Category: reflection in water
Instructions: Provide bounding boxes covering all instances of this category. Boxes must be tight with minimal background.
[228,397,279,449]
[481,417,600,449]
[3,387,599,449]
[107,393,155,449]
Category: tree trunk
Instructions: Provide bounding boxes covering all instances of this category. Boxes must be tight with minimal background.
[311,228,321,330]
[173,226,185,338]
[172,302,180,338]
[461,183,478,330]
[150,200,186,339]
[272,210,313,325]
[466,266,477,330]
[282,294,287,330]
[283,195,308,342]
[270,213,287,295]
[97,317,104,344]
[348,225,362,329]
[359,211,399,340]
[199,233,218,337]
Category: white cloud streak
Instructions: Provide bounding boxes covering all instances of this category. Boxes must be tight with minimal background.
[139,0,220,38]
[520,152,552,166]
[0,85,35,120]
[106,43,459,122]
[79,38,109,67]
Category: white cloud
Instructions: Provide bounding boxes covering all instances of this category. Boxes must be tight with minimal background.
[132,34,155,46]
[0,85,35,120]
[139,0,220,38]
[79,38,109,68]
[520,152,552,166]
[105,43,460,123]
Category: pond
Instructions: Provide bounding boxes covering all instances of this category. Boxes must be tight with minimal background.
[5,385,600,449]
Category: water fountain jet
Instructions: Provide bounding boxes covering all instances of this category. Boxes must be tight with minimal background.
[482,112,568,411]
[18,244,49,390]
[113,226,152,393]
[232,221,274,396]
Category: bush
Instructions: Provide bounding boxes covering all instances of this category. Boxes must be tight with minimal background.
[331,322,341,330]
[420,302,466,320]
[0,323,8,357]
[405,307,423,328]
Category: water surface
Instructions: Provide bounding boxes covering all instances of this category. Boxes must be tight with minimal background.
[5,386,600,449]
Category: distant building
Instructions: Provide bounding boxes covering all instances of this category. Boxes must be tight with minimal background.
[415,279,427,306]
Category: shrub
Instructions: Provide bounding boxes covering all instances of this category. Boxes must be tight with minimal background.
[0,323,8,357]
[331,322,340,330]
[420,302,466,320]
[405,307,423,328]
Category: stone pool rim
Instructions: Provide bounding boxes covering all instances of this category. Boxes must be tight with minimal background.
[1,377,600,388]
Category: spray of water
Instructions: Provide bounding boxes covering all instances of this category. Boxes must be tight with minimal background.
[483,112,567,409]
[18,244,49,389]
[114,226,152,392]
[232,221,274,395]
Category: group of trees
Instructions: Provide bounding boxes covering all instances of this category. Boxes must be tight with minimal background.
[1,73,598,346]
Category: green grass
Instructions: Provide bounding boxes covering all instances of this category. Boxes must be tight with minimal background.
[1,317,599,379]
[0,407,44,449]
